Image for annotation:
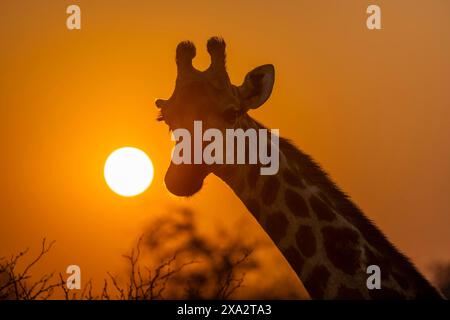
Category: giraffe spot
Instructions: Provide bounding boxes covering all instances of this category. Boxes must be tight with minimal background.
[282,169,304,188]
[318,191,335,208]
[310,195,336,221]
[303,264,330,299]
[282,246,305,275]
[266,211,288,243]
[295,225,316,258]
[246,165,260,189]
[245,198,261,221]
[322,226,362,275]
[285,189,309,217]
[261,176,280,206]
[335,286,365,299]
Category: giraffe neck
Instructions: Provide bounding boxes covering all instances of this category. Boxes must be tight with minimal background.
[214,117,442,299]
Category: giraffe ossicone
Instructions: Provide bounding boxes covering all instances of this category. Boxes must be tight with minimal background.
[155,36,443,299]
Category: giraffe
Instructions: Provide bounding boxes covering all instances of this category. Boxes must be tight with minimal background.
[154,37,443,299]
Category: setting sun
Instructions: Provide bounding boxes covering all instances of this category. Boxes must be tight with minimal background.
[104,147,154,197]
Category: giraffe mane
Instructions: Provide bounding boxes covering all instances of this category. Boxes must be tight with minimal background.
[251,118,442,298]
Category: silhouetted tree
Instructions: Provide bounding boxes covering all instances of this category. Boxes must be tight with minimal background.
[0,208,265,300]
[0,238,63,300]
[139,208,258,299]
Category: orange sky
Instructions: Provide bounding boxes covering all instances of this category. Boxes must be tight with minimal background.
[1,0,449,297]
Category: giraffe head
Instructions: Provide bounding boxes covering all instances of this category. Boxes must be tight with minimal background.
[155,37,275,196]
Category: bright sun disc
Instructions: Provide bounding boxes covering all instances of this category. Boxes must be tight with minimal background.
[104,147,154,197]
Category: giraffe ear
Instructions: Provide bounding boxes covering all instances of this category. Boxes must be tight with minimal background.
[238,64,275,110]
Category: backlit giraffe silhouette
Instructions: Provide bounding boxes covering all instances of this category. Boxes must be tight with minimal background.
[155,37,443,299]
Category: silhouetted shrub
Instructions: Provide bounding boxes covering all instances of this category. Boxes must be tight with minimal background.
[0,208,275,300]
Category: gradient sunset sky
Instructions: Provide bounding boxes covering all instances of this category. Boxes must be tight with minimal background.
[1,0,449,297]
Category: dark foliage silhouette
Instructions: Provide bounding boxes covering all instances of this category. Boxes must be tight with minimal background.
[1,207,300,300]
[0,238,62,300]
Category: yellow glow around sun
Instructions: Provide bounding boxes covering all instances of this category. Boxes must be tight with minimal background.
[104,147,154,197]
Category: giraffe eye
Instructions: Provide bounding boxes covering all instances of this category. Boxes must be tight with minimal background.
[223,108,240,123]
